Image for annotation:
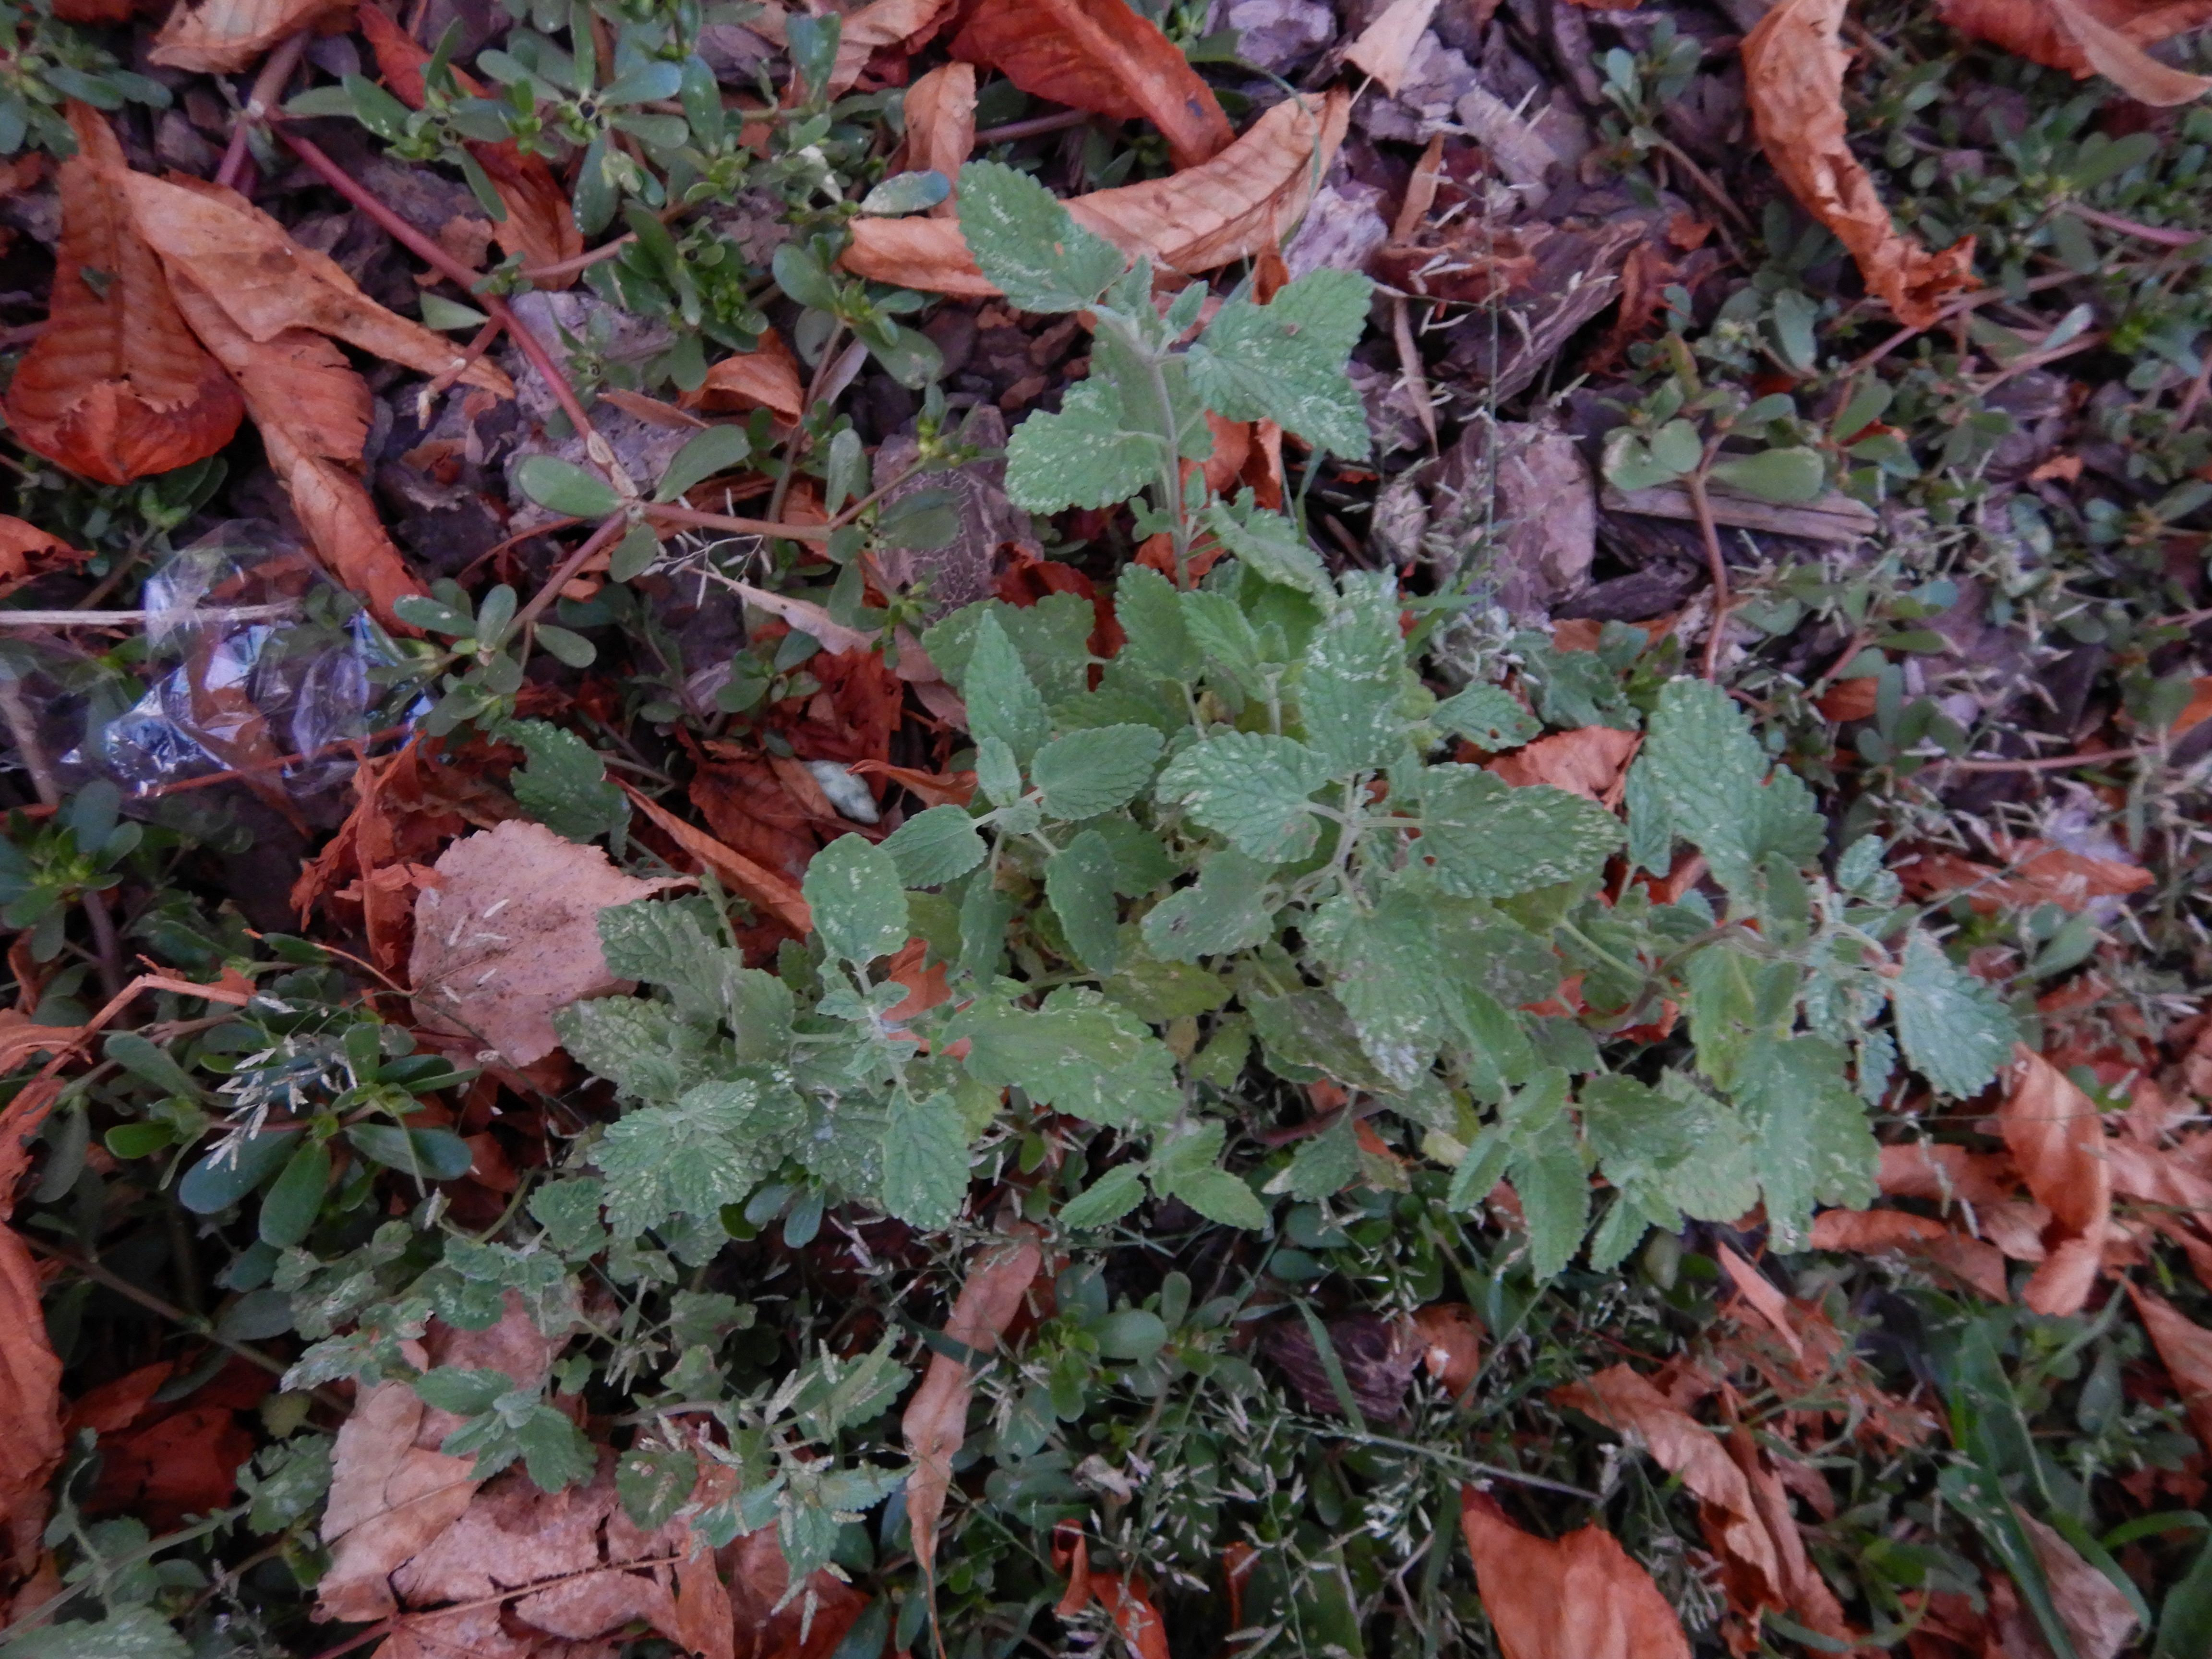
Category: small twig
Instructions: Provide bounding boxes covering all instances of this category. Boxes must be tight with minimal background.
[646,503,833,542]
[1934,745,2147,773]
[83,886,125,1002]
[522,234,634,284]
[2064,203,2204,250]
[1843,271,2079,375]
[0,674,63,806]
[417,315,506,410]
[974,108,1095,144]
[214,28,312,192]
[2171,347,2212,431]
[0,603,298,628]
[1685,447,1730,681]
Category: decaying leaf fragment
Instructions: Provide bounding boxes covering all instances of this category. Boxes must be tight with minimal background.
[903,1225,1043,1577]
[409,819,685,1067]
[842,90,1349,296]
[1938,0,2212,103]
[1742,0,1976,328]
[1,106,242,486]
[1458,1488,1693,1659]
[950,0,1234,170]
[149,0,355,71]
[1998,1046,2111,1317]
[901,62,977,216]
[0,1221,64,1582]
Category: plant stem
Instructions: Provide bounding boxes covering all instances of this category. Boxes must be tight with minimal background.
[214,28,311,192]
[513,513,630,637]
[647,503,831,542]
[1685,442,1730,681]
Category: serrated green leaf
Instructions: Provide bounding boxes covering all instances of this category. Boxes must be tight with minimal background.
[1114,563,1200,681]
[594,1080,800,1235]
[804,834,908,965]
[1298,572,1404,773]
[1640,678,1824,894]
[1141,847,1277,962]
[1201,497,1333,601]
[617,1444,699,1531]
[509,719,626,844]
[956,987,1181,1128]
[881,1090,969,1228]
[1419,766,1622,898]
[1731,1034,1878,1248]
[1891,931,2016,1099]
[1180,589,1272,702]
[1032,724,1165,819]
[1268,1112,1361,1201]
[1310,882,1450,1086]
[881,804,987,888]
[516,455,622,518]
[1004,377,1159,513]
[1046,829,1121,974]
[1433,685,1539,750]
[1149,1121,1267,1227]
[1499,1069,1587,1280]
[955,160,1126,313]
[1156,731,1331,862]
[1186,269,1372,457]
[554,998,713,1104]
[2,1609,191,1658]
[1060,1163,1147,1229]
[964,610,1052,767]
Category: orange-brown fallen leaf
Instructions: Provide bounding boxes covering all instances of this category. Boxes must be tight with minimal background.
[1741,0,1976,328]
[842,89,1349,295]
[2172,675,2212,739]
[2019,1510,2139,1659]
[2,106,242,486]
[409,820,687,1066]
[619,780,814,935]
[2128,1280,2212,1458]
[1345,0,1444,95]
[1053,1527,1171,1659]
[1810,1207,2011,1301]
[1901,838,2153,914]
[1877,1141,2015,1207]
[0,1223,63,1583]
[0,517,90,599]
[359,4,582,275]
[1458,1488,1692,1659]
[685,331,806,424]
[149,0,354,72]
[905,1225,1044,1577]
[950,0,1233,171]
[1717,1241,1806,1364]
[1999,1046,2112,1317]
[1412,1302,1484,1395]
[901,61,976,216]
[1489,726,1639,802]
[824,0,958,96]
[1938,0,2212,103]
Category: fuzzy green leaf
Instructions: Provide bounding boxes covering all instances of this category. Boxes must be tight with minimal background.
[956,987,1182,1128]
[1499,1069,1587,1280]
[1419,766,1622,898]
[1298,572,1405,773]
[510,720,626,845]
[1141,847,1277,962]
[595,1080,799,1235]
[1031,724,1165,820]
[1149,1121,1267,1228]
[1004,376,1159,513]
[1113,563,1200,682]
[1186,269,1372,457]
[1201,498,1333,601]
[1045,829,1122,974]
[1639,678,1824,893]
[955,160,1127,313]
[1059,1163,1148,1229]
[1310,883,1450,1087]
[881,804,987,888]
[1155,731,1332,862]
[804,834,909,965]
[881,1091,969,1228]
[1891,931,2016,1099]
[1433,685,1539,750]
[963,610,1052,767]
[1731,1035,1878,1248]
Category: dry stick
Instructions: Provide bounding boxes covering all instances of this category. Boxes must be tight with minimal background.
[1686,445,1731,682]
[273,128,625,488]
[1843,271,2080,376]
[646,502,831,542]
[0,603,298,628]
[974,108,1094,144]
[2065,203,2204,249]
[214,27,312,192]
[1936,745,2147,773]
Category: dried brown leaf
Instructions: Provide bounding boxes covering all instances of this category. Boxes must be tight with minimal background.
[1457,1488,1693,1659]
[409,820,686,1066]
[1741,0,1976,328]
[0,517,89,600]
[2019,1511,2138,1659]
[685,331,805,424]
[1938,0,2212,102]
[1,106,242,486]
[825,0,958,96]
[1999,1047,2112,1316]
[119,170,511,395]
[903,1226,1043,1578]
[0,1226,63,1580]
[1489,727,1638,802]
[149,0,353,71]
[1411,1302,1483,1395]
[902,62,975,216]
[1876,1141,2015,1208]
[950,0,1233,170]
[1717,1241,1805,1364]
[842,90,1348,295]
[1810,1208,2011,1301]
[618,781,813,935]
[1345,0,1444,95]
[2128,1280,2212,1458]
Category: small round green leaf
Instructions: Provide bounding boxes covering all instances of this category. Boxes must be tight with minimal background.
[517,456,623,519]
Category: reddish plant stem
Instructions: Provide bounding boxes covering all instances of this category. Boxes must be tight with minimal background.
[214,29,312,193]
[273,127,613,473]
[513,513,629,637]
[646,502,832,542]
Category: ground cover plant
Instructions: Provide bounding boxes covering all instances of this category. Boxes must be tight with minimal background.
[1,0,2212,1655]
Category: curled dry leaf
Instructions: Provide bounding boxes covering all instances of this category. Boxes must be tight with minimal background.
[1877,1140,2014,1207]
[1,106,242,487]
[1052,1526,1170,1659]
[1457,1488,1692,1659]
[842,90,1349,296]
[950,0,1233,170]
[1489,727,1639,802]
[1999,1046,2112,1317]
[409,819,687,1067]
[1938,0,2212,103]
[1716,1241,1806,1364]
[901,61,976,216]
[1901,838,2153,914]
[2128,1281,2212,1457]
[1809,1207,2011,1301]
[359,5,582,274]
[0,516,90,599]
[684,330,806,424]
[118,170,512,397]
[618,781,813,936]
[0,1223,64,1580]
[903,1225,1044,1578]
[166,272,427,629]
[825,0,959,96]
[2014,1511,2139,1659]
[1553,1365,1853,1643]
[149,0,354,71]
[1345,0,1445,95]
[1741,0,1976,328]
[1411,1302,1484,1395]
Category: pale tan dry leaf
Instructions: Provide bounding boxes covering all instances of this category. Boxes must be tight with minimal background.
[904,1226,1044,1578]
[2128,1280,2212,1458]
[950,0,1234,170]
[1411,1302,1483,1395]
[1345,0,1444,95]
[841,90,1349,295]
[2018,1511,2138,1659]
[118,170,510,396]
[902,62,976,216]
[1716,1241,1805,1363]
[1741,0,1976,328]
[685,331,805,424]
[1,105,241,486]
[166,271,427,630]
[1489,727,1638,802]
[0,1012,87,1074]
[2000,1047,2112,1317]
[320,1299,562,1624]
[1937,0,2212,103]
[409,820,685,1066]
[149,0,353,72]
[826,0,957,95]
[0,1225,63,1579]
[1458,1489,1692,1659]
